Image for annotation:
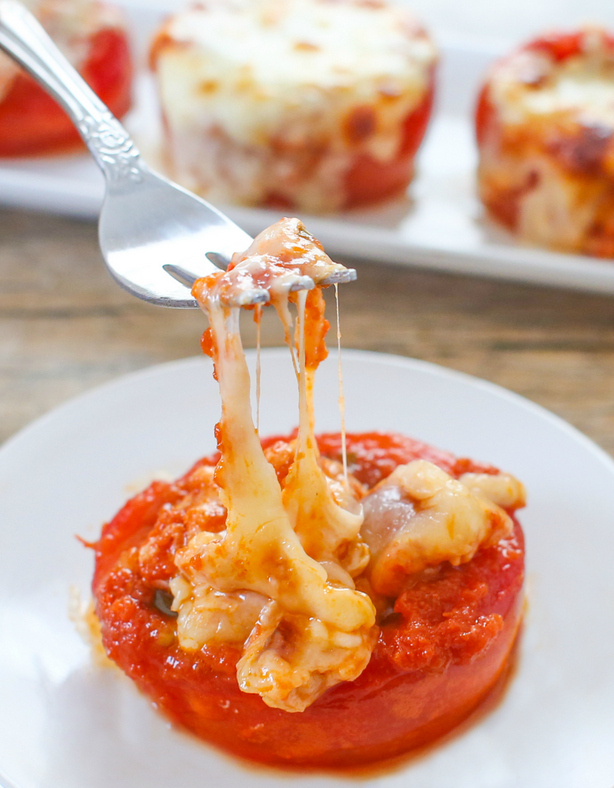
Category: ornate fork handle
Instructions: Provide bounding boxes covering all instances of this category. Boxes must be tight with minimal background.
[77,113,142,183]
[0,0,143,183]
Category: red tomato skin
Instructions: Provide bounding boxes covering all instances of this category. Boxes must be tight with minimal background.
[0,27,133,157]
[93,432,525,769]
[343,71,436,208]
[527,31,585,62]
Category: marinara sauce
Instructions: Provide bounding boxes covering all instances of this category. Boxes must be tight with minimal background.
[92,431,524,769]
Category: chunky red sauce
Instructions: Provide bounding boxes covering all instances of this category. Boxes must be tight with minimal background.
[92,432,524,769]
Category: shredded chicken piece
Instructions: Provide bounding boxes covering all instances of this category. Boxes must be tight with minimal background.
[362,460,521,597]
[232,218,349,283]
[208,218,350,308]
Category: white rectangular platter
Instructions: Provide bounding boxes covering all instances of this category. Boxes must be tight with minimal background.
[1,1,614,295]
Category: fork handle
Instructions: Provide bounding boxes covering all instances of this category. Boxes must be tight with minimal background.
[0,0,143,182]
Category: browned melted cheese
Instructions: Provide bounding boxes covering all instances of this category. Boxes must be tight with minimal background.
[172,219,375,712]
[168,218,526,712]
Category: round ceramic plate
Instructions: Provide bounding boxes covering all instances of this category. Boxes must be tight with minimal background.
[1,350,613,788]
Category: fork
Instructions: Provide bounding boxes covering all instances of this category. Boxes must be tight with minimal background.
[0,0,356,308]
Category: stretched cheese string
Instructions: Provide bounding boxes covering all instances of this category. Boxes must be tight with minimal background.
[272,295,300,462]
[255,304,262,434]
[280,289,364,569]
[335,284,348,484]
[274,295,299,380]
[191,287,374,631]
[296,289,310,459]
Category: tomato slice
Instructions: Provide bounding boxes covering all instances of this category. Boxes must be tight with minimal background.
[93,431,525,769]
[0,27,132,157]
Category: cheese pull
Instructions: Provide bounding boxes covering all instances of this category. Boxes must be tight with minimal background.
[170,219,377,711]
[362,460,525,597]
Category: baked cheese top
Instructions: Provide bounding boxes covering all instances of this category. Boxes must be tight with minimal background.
[490,30,614,129]
[154,0,436,155]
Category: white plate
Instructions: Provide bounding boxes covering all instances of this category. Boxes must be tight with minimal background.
[1,348,614,788]
[1,1,614,295]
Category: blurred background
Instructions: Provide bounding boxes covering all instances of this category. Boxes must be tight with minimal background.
[125,0,614,48]
[406,0,614,44]
[0,0,613,460]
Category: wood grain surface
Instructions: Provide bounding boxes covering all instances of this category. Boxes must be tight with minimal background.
[1,208,613,457]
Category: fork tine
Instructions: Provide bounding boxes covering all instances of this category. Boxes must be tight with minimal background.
[163,264,199,288]
[164,263,270,305]
[232,290,270,306]
[165,262,348,304]
[164,264,317,306]
[320,268,357,285]
[206,251,231,269]
[289,276,316,293]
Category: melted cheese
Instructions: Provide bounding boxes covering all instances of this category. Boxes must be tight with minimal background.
[362,461,522,597]
[172,219,375,712]
[458,472,526,509]
[237,600,375,713]
[490,30,614,129]
[479,145,612,251]
[282,291,368,578]
[169,218,526,711]
[153,0,436,211]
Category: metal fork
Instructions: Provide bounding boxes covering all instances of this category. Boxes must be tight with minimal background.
[0,0,355,308]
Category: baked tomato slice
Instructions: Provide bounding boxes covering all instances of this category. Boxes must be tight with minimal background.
[92,431,525,769]
[0,27,132,157]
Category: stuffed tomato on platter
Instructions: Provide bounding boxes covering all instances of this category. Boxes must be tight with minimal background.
[476,28,614,257]
[150,0,437,214]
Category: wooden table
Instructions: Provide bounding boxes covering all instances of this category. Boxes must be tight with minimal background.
[1,207,613,458]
